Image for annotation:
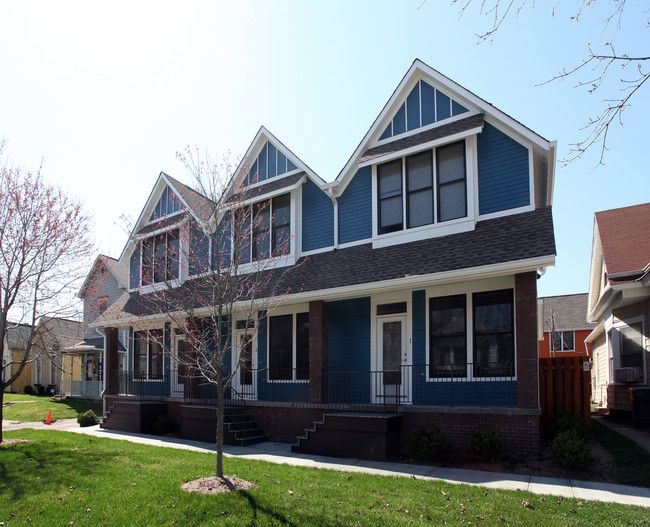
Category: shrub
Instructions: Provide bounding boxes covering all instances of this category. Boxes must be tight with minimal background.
[552,429,591,469]
[24,385,34,395]
[152,415,178,436]
[408,424,447,462]
[468,428,502,462]
[77,409,99,427]
[551,412,589,439]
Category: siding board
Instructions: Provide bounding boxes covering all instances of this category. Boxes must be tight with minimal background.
[302,178,334,251]
[338,167,373,244]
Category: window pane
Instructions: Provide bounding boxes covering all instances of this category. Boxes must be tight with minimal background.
[429,295,466,378]
[393,103,406,135]
[252,201,270,261]
[380,196,403,232]
[620,323,644,369]
[277,151,287,175]
[239,335,253,386]
[438,181,466,222]
[272,194,291,255]
[134,332,147,379]
[235,208,251,264]
[473,289,514,377]
[258,143,268,181]
[142,239,154,285]
[437,142,465,184]
[378,160,402,198]
[268,143,277,178]
[562,331,574,351]
[296,312,310,380]
[407,151,432,191]
[154,234,167,283]
[377,302,407,316]
[269,315,292,380]
[167,230,180,280]
[408,189,434,228]
[406,83,421,131]
[149,330,163,380]
[382,321,402,385]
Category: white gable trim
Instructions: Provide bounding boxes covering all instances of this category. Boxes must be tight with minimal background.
[334,59,553,196]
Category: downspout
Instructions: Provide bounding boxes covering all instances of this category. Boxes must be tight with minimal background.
[327,187,339,249]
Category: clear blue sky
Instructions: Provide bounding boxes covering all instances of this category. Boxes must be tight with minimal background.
[1,1,648,297]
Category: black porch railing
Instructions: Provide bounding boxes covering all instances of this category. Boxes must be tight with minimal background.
[110,363,516,408]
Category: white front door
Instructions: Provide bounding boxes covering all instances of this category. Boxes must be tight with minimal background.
[376,315,411,404]
[232,328,257,399]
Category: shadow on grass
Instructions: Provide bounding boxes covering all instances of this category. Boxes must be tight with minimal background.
[239,490,297,526]
[53,397,102,415]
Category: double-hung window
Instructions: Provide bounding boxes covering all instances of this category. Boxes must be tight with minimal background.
[142,229,180,285]
[552,330,575,352]
[473,289,514,377]
[268,312,309,381]
[133,330,163,380]
[377,140,466,235]
[235,193,292,264]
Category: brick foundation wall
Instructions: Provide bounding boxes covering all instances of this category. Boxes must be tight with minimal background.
[246,404,326,443]
[401,409,539,460]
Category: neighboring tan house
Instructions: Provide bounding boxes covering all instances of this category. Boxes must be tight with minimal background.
[2,323,34,393]
[61,255,128,399]
[97,59,557,460]
[31,317,83,395]
[538,293,595,359]
[586,203,650,419]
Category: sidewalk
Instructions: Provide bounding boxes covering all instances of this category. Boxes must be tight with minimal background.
[3,418,650,507]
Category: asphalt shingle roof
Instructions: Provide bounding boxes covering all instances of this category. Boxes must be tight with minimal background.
[122,206,555,317]
[541,293,595,332]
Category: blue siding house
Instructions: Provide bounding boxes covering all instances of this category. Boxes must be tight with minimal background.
[98,60,556,460]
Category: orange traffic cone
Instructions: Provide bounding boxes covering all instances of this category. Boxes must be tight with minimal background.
[45,409,52,425]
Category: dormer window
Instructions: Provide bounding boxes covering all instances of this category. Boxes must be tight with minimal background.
[235,193,291,264]
[142,229,180,285]
[378,140,467,235]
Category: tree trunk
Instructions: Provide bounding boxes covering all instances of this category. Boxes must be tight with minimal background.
[216,377,224,478]
[0,389,4,443]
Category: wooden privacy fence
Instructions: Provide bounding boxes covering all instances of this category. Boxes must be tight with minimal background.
[539,356,591,426]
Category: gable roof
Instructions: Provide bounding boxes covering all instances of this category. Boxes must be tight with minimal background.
[229,127,326,196]
[5,323,33,350]
[79,255,128,298]
[595,202,650,282]
[334,59,555,198]
[541,293,594,332]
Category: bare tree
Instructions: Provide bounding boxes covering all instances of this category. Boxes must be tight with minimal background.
[454,0,649,167]
[128,149,304,481]
[0,148,94,441]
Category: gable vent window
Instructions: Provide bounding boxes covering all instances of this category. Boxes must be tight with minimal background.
[247,143,298,185]
[377,140,467,235]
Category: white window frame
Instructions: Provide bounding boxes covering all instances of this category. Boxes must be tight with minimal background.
[552,330,576,352]
[612,316,646,383]
[266,304,310,383]
[425,276,517,382]
[132,328,165,382]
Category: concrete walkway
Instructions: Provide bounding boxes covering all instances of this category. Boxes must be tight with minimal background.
[3,418,650,507]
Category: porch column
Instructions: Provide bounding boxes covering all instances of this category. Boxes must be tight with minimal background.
[104,327,119,396]
[309,300,329,404]
[515,272,539,409]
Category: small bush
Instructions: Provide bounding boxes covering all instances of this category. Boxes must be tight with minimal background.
[552,429,591,469]
[24,385,34,395]
[468,428,502,462]
[552,412,589,439]
[77,410,99,427]
[152,415,178,436]
[408,424,448,462]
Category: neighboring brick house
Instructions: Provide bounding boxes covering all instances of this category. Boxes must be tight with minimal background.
[586,203,650,418]
[538,293,595,359]
[97,59,557,460]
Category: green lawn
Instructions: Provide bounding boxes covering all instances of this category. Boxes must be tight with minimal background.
[2,393,102,422]
[0,430,647,526]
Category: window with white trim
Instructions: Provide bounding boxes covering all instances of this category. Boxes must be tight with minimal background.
[377,140,467,235]
[268,312,309,381]
[428,288,514,379]
[552,330,575,352]
[234,193,291,264]
[141,229,180,285]
[133,329,163,380]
